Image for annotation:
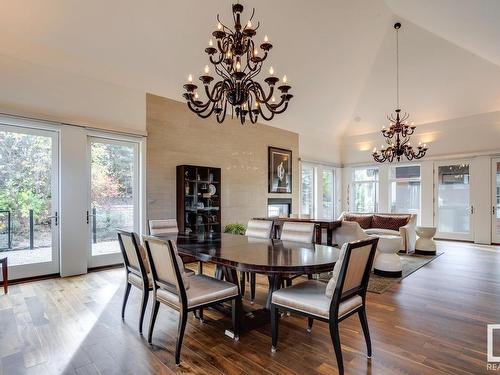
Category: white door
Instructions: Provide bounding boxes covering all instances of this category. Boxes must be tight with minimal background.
[87,137,139,268]
[0,124,59,280]
[434,161,473,240]
[492,158,500,244]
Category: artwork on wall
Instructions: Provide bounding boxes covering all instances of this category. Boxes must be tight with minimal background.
[268,146,292,193]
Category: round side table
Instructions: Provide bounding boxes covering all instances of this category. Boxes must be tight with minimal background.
[373,235,402,278]
[415,226,437,255]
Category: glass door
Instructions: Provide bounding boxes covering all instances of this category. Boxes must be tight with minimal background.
[88,137,139,268]
[0,124,59,280]
[492,158,500,244]
[434,161,473,240]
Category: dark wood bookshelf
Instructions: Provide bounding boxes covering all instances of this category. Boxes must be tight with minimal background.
[176,165,222,234]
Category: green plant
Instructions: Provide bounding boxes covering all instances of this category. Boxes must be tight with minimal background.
[224,223,246,235]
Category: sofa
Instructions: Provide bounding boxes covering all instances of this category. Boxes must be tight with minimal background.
[336,212,417,253]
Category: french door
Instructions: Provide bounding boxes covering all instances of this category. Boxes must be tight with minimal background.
[87,137,139,268]
[434,161,473,240]
[492,158,500,244]
[0,124,59,279]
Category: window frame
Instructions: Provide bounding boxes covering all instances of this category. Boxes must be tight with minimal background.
[350,166,379,213]
[388,164,421,223]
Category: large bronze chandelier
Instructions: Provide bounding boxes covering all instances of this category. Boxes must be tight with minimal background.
[373,23,428,163]
[182,2,292,125]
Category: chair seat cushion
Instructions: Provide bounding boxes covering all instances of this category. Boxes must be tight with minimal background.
[156,274,238,309]
[128,272,152,289]
[364,228,400,236]
[272,280,363,319]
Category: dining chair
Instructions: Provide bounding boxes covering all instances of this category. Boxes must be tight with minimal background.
[280,221,315,243]
[0,257,7,294]
[148,219,201,274]
[270,237,378,375]
[241,219,273,303]
[117,229,153,335]
[143,236,241,365]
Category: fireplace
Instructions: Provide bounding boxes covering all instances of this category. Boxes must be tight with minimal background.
[268,198,292,218]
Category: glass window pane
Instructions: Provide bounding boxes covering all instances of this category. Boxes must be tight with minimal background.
[352,167,378,213]
[301,165,314,217]
[437,164,470,234]
[390,166,421,221]
[91,140,136,256]
[322,169,334,219]
[0,129,54,266]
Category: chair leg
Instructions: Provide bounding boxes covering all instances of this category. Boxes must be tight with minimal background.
[239,271,246,297]
[2,262,8,294]
[198,261,203,275]
[122,282,132,320]
[307,274,313,280]
[329,321,344,375]
[232,296,241,340]
[271,304,279,353]
[198,307,204,322]
[139,289,149,335]
[250,272,256,304]
[358,308,372,358]
[307,317,314,333]
[175,309,188,365]
[148,300,160,344]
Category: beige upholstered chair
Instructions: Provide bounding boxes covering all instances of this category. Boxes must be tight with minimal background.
[271,237,379,375]
[117,230,152,335]
[245,219,273,239]
[148,218,200,273]
[241,219,273,303]
[148,219,179,235]
[280,222,315,243]
[143,236,241,365]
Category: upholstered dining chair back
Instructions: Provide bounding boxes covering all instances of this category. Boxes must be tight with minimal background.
[143,237,182,292]
[245,219,273,239]
[335,238,378,299]
[117,230,145,276]
[148,219,179,235]
[280,222,315,243]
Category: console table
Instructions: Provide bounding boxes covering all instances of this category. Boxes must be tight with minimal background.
[253,217,342,246]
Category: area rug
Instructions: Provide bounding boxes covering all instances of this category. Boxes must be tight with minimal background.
[318,252,444,294]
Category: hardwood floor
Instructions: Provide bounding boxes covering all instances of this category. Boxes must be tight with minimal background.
[1,241,499,374]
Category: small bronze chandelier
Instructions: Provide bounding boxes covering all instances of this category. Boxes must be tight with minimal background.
[182,2,292,125]
[373,22,428,163]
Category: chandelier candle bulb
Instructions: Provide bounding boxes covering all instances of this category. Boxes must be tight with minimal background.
[209,39,213,47]
[188,74,193,82]
[204,65,210,74]
[217,22,222,30]
[269,66,274,75]
[283,75,287,83]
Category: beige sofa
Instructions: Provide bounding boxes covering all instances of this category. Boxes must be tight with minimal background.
[337,212,417,253]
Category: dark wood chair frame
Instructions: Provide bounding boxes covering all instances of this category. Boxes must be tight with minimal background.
[117,229,152,335]
[143,236,241,365]
[239,220,274,303]
[271,237,379,375]
[0,257,7,294]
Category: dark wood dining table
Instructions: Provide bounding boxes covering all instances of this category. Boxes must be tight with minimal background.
[152,232,340,312]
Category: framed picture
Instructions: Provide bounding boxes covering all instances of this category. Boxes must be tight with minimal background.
[268,146,292,193]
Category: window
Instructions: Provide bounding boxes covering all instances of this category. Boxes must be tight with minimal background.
[301,164,315,217]
[351,167,379,213]
[300,164,337,219]
[322,169,334,219]
[389,165,421,221]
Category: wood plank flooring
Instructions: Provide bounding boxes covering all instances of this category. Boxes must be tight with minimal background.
[1,240,499,374]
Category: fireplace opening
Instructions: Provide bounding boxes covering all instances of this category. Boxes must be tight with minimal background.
[268,198,292,218]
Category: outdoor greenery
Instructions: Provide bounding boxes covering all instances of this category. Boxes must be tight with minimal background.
[0,130,52,249]
[224,223,246,235]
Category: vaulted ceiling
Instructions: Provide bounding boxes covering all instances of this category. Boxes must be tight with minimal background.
[0,0,499,157]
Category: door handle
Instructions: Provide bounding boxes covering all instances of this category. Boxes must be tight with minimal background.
[47,212,58,226]
[494,206,497,215]
[470,206,474,215]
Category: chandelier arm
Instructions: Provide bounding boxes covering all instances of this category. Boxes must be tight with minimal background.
[216,14,233,35]
[267,101,289,115]
[195,102,218,119]
[216,99,228,123]
[187,101,211,114]
[258,107,275,121]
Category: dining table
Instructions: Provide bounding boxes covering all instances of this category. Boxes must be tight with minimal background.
[152,231,340,332]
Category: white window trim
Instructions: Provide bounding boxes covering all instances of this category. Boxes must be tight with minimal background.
[351,166,379,213]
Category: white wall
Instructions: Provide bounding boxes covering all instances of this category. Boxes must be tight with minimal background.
[0,54,146,135]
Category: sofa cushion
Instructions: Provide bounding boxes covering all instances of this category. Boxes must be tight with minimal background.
[343,214,373,229]
[372,215,409,231]
[364,228,400,236]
